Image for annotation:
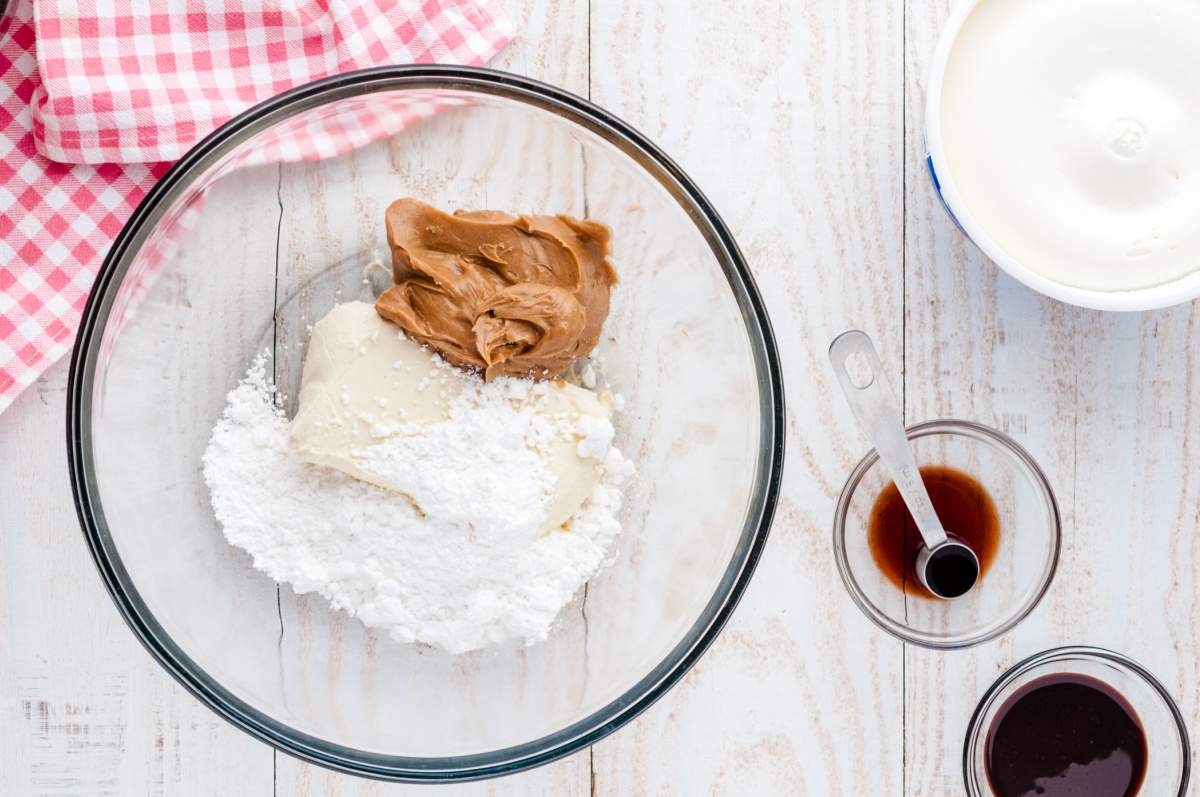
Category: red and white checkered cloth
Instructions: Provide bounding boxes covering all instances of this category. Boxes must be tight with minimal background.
[0,0,512,414]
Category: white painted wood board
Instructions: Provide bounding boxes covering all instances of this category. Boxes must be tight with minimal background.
[2,0,1198,795]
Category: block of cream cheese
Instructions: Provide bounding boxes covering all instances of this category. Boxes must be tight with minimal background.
[290,301,611,533]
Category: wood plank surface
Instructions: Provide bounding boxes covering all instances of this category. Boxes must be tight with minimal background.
[0,368,274,793]
[1,0,1197,795]
[903,2,1200,792]
[0,151,287,794]
[586,0,905,794]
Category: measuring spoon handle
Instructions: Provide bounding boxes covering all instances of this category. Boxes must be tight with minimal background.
[829,330,948,549]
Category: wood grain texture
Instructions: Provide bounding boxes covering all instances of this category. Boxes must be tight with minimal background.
[3,0,1199,795]
[905,1,1200,793]
[587,0,905,794]
[269,0,595,794]
[0,362,274,797]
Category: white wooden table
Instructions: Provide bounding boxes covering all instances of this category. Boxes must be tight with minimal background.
[3,1,1199,794]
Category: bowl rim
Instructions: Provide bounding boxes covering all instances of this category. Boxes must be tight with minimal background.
[831,418,1061,650]
[961,645,1191,795]
[65,65,785,782]
[923,0,1200,312]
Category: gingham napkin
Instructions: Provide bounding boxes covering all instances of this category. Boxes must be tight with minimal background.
[0,0,512,414]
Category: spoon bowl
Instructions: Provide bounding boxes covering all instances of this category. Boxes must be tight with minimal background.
[918,539,981,600]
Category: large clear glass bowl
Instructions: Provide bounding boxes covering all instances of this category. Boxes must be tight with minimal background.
[66,66,783,781]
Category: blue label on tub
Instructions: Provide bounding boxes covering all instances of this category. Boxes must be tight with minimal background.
[926,154,966,235]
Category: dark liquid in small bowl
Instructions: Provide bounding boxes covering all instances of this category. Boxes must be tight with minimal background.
[866,465,999,599]
[924,542,979,598]
[986,673,1147,797]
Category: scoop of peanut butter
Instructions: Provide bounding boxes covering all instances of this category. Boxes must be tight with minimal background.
[375,199,617,381]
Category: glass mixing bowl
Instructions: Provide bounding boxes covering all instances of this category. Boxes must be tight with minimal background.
[66,66,783,781]
[832,419,1059,649]
[963,646,1190,796]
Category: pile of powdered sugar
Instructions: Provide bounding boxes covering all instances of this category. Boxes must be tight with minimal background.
[357,377,558,541]
[202,354,633,654]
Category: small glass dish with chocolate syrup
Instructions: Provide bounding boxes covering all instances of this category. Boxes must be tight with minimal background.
[832,419,1060,648]
[964,646,1190,796]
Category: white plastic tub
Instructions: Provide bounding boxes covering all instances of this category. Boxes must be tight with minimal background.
[924,0,1200,312]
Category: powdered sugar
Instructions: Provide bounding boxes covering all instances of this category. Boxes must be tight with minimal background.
[574,413,615,460]
[202,353,632,654]
[355,378,558,542]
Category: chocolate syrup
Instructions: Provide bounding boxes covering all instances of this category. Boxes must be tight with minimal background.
[986,673,1148,797]
[866,465,999,599]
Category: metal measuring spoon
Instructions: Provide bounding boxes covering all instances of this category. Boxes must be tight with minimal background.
[829,330,980,600]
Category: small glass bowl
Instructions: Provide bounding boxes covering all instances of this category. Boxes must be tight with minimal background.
[963,646,1190,796]
[832,419,1059,649]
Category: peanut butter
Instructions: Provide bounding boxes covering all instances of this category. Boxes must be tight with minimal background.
[375,199,617,381]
